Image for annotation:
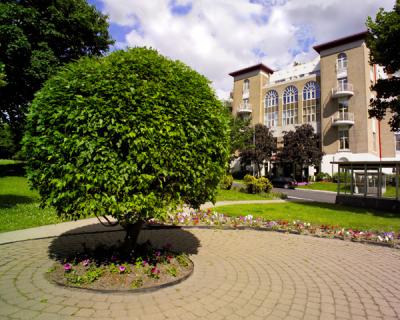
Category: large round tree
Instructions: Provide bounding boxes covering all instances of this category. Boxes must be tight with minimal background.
[23,47,230,246]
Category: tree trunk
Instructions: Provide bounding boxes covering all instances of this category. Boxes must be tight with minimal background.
[121,220,145,253]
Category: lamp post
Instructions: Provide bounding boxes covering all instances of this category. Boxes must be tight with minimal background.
[253,128,256,176]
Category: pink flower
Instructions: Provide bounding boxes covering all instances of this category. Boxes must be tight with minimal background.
[64,263,72,272]
[119,265,126,273]
[82,259,90,267]
[151,267,160,275]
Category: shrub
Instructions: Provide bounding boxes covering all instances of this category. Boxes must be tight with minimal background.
[315,172,331,182]
[332,172,350,183]
[243,175,272,194]
[220,174,233,190]
[259,177,273,193]
[23,47,230,245]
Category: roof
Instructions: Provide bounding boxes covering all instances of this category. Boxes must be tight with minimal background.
[229,63,274,77]
[268,56,320,84]
[313,31,368,53]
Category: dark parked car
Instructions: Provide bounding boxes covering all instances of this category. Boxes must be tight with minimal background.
[270,177,297,189]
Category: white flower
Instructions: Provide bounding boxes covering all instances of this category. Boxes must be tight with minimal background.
[377,236,383,242]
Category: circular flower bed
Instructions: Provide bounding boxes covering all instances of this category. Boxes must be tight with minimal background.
[47,242,193,291]
[150,209,400,248]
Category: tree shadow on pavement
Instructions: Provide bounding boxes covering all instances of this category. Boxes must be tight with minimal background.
[48,223,200,262]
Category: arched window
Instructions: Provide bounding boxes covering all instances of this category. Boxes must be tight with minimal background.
[337,53,347,70]
[283,86,298,126]
[302,81,320,123]
[264,90,278,128]
[243,79,250,92]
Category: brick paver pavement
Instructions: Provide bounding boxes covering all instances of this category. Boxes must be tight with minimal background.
[1,226,400,319]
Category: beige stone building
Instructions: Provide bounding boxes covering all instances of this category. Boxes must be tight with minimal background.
[229,31,400,177]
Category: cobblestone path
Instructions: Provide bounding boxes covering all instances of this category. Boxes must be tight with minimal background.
[1,227,400,319]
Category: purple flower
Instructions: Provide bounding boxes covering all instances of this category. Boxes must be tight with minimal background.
[119,265,126,273]
[64,263,72,272]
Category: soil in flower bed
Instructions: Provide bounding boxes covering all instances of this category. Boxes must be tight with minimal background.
[47,241,193,291]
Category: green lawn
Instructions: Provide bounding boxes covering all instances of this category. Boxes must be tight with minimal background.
[214,202,400,231]
[297,182,342,192]
[216,188,281,201]
[298,181,398,198]
[0,160,65,232]
[0,172,281,232]
[0,159,22,165]
[0,175,64,233]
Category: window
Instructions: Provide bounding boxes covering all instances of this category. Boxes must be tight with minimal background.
[337,53,347,70]
[243,79,250,92]
[302,81,320,123]
[264,90,278,128]
[338,98,349,120]
[243,98,249,108]
[396,133,400,152]
[282,85,298,126]
[338,77,348,91]
[339,128,349,150]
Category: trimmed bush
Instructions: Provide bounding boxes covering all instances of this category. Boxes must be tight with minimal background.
[23,47,230,243]
[220,174,233,190]
[315,172,331,182]
[259,177,273,193]
[332,172,350,183]
[243,175,272,194]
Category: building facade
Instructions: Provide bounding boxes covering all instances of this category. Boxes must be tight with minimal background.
[229,31,400,176]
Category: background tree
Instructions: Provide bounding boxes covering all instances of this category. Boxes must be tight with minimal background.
[23,47,230,248]
[240,124,276,177]
[366,0,400,130]
[279,124,324,180]
[229,115,252,156]
[0,63,6,88]
[0,123,15,159]
[0,0,114,152]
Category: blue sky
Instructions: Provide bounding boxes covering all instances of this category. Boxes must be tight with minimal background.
[88,0,394,98]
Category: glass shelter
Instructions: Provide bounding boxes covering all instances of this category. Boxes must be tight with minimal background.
[331,161,400,212]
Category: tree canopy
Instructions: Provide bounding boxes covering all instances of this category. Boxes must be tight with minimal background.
[240,124,276,177]
[229,115,252,156]
[366,0,400,130]
[0,63,6,88]
[0,0,114,147]
[279,124,323,171]
[23,47,230,241]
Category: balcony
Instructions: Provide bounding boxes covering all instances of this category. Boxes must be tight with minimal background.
[237,103,252,114]
[332,83,354,98]
[331,112,355,126]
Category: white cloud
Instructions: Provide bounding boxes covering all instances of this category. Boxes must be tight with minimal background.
[100,0,395,99]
